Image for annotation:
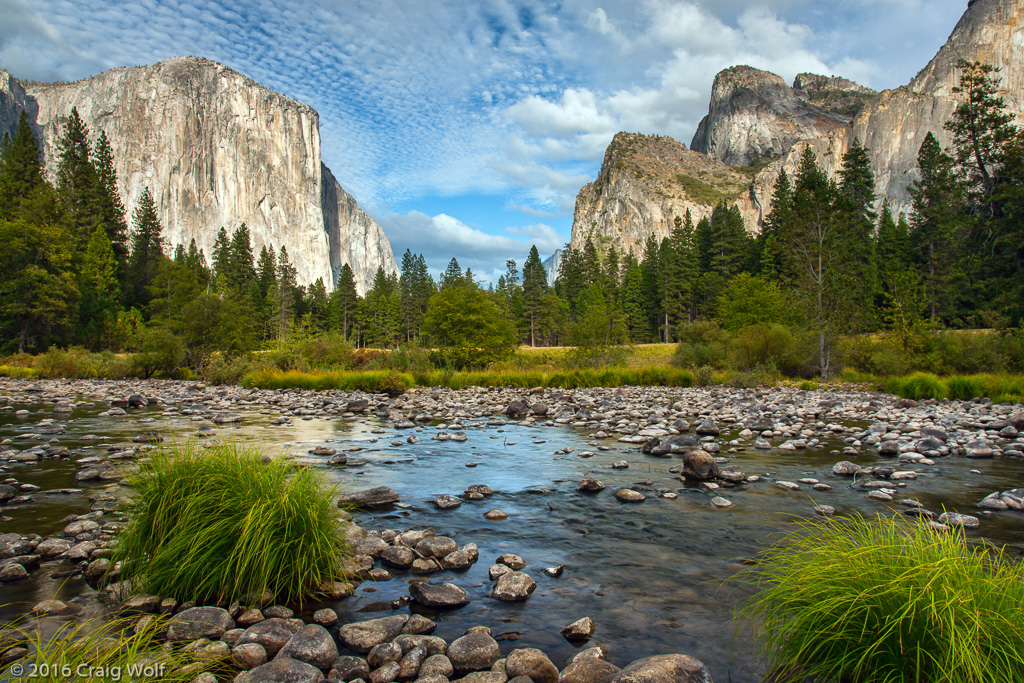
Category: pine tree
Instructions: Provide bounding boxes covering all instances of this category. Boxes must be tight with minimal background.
[92,131,128,276]
[211,227,231,287]
[77,226,122,348]
[55,107,101,248]
[837,137,879,325]
[522,245,548,346]
[441,257,463,289]
[759,169,792,279]
[0,112,45,220]
[876,200,911,269]
[946,60,1016,208]
[328,263,359,341]
[126,187,164,310]
[909,132,966,320]
[275,246,297,345]
[226,224,257,294]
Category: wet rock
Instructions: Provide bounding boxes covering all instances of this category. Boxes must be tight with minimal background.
[416,537,458,559]
[30,599,81,617]
[710,497,732,508]
[831,461,860,476]
[695,420,719,436]
[492,572,536,601]
[483,510,508,521]
[238,618,303,658]
[331,656,371,682]
[368,642,404,669]
[233,643,269,670]
[504,648,558,683]
[237,609,266,627]
[505,401,530,419]
[381,546,416,569]
[410,582,470,608]
[813,505,836,516]
[167,606,235,642]
[560,617,596,642]
[559,648,621,683]
[610,655,711,683]
[340,487,400,508]
[313,609,338,627]
[247,657,325,682]
[681,451,719,481]
[434,495,463,510]
[276,624,338,673]
[212,412,242,424]
[393,634,447,656]
[938,512,980,528]
[398,645,428,679]
[441,548,477,570]
[615,489,645,503]
[447,633,501,673]
[420,654,455,678]
[577,478,605,493]
[337,616,415,653]
[497,554,526,570]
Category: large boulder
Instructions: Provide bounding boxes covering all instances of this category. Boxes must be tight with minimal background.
[238,618,304,658]
[167,606,235,642]
[276,624,338,673]
[339,487,400,508]
[681,451,719,481]
[504,648,558,683]
[336,615,435,653]
[505,400,530,419]
[247,657,325,682]
[560,648,621,683]
[446,632,501,673]
[492,571,536,601]
[610,655,712,683]
[409,582,470,608]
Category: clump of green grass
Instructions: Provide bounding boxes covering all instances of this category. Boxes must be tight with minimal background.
[110,442,348,606]
[741,515,1024,682]
[885,372,948,400]
[3,615,217,682]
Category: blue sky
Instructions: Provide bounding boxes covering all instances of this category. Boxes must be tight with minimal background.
[2,0,968,279]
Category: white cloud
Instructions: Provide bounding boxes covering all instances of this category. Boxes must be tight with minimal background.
[378,210,565,280]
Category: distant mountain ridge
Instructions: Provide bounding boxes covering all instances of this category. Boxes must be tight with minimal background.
[0,56,397,293]
[568,0,1024,262]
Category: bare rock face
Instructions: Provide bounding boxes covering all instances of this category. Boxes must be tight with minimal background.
[755,0,1024,220]
[569,132,760,259]
[0,56,396,293]
[690,65,863,167]
[570,0,1023,257]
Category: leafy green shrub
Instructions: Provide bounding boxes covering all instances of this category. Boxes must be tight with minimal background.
[203,353,259,385]
[33,346,131,379]
[886,372,948,400]
[946,375,986,401]
[798,380,818,391]
[2,615,213,682]
[111,442,348,605]
[742,515,1024,682]
[129,327,185,378]
[732,324,794,371]
[672,321,731,369]
[928,331,1008,375]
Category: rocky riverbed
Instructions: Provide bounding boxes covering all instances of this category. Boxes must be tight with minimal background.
[0,378,1022,682]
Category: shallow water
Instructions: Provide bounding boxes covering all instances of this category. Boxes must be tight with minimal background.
[1,400,1022,682]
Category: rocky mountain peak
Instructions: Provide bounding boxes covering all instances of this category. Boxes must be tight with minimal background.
[0,58,396,293]
[690,65,856,167]
[570,132,760,257]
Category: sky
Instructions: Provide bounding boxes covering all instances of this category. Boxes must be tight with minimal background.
[1,0,970,280]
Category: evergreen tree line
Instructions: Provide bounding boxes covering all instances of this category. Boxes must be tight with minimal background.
[0,61,1020,376]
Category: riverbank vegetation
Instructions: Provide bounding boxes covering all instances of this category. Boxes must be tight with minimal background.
[742,515,1024,682]
[110,442,349,605]
[2,616,212,682]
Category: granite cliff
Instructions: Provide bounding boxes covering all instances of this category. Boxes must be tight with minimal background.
[571,0,1023,257]
[569,132,760,257]
[0,57,396,293]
